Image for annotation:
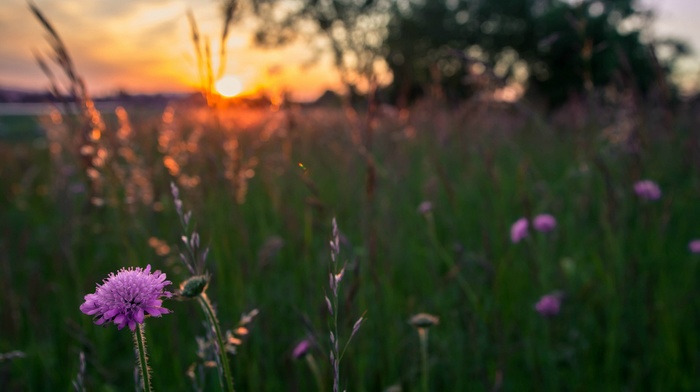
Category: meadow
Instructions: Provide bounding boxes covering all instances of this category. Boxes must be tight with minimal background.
[1,93,699,391]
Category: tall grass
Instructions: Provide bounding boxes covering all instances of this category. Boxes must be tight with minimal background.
[2,94,700,390]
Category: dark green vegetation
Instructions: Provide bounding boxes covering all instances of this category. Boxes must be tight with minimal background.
[0,115,43,142]
[1,98,699,391]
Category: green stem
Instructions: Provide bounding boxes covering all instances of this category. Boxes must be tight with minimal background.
[197,293,235,392]
[419,328,429,392]
[305,354,324,392]
[426,213,480,315]
[132,323,153,392]
[332,287,340,392]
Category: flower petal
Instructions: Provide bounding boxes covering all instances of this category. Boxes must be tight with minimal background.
[134,308,145,323]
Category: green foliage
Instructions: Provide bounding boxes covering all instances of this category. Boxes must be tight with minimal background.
[386,0,689,106]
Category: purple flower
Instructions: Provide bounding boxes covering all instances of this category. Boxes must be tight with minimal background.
[417,201,433,215]
[80,265,172,331]
[533,214,557,232]
[292,339,311,359]
[689,239,700,254]
[535,293,562,317]
[634,180,661,201]
[510,217,529,243]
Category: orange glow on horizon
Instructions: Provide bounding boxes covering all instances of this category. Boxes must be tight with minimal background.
[8,1,347,100]
[215,75,244,98]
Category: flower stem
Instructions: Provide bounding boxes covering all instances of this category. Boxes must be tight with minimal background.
[425,213,480,315]
[132,323,153,392]
[197,293,235,392]
[305,354,324,392]
[418,328,429,392]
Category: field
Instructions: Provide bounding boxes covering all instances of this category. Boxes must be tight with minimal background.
[1,97,700,391]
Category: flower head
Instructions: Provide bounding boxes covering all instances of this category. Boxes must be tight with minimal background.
[417,201,433,215]
[634,180,661,201]
[533,214,557,232]
[689,239,700,254]
[535,293,562,317]
[292,339,312,359]
[510,217,529,243]
[80,265,172,331]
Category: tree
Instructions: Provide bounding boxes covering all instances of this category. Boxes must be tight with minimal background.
[383,0,690,107]
[248,0,393,98]
[242,0,690,107]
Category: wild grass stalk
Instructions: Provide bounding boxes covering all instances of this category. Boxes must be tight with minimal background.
[187,0,238,107]
[197,293,235,392]
[218,1,239,80]
[186,11,212,106]
[28,2,86,110]
[72,351,86,392]
[29,3,110,207]
[326,217,365,392]
[170,182,235,392]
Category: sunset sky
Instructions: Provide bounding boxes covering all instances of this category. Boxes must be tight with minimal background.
[1,0,698,100]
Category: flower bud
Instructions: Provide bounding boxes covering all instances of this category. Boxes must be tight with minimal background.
[178,275,210,298]
[409,313,439,329]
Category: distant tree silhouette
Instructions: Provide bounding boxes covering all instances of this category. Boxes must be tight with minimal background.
[385,0,690,106]
[244,0,690,107]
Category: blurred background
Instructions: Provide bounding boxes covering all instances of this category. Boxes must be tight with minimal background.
[1,0,699,104]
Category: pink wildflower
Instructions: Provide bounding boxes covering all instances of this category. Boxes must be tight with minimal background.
[293,339,311,359]
[510,217,529,243]
[533,214,557,232]
[689,239,700,254]
[634,180,661,201]
[535,293,562,317]
[80,265,172,331]
[417,201,433,215]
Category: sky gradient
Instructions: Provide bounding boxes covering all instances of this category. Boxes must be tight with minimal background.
[1,0,343,100]
[1,0,698,100]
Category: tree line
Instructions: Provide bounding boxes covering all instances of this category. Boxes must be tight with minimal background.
[241,0,689,107]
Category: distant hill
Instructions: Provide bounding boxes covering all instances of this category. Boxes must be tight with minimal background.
[0,86,191,105]
[307,89,343,107]
[0,87,54,103]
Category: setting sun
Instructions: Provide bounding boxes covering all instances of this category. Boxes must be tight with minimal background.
[215,75,244,97]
